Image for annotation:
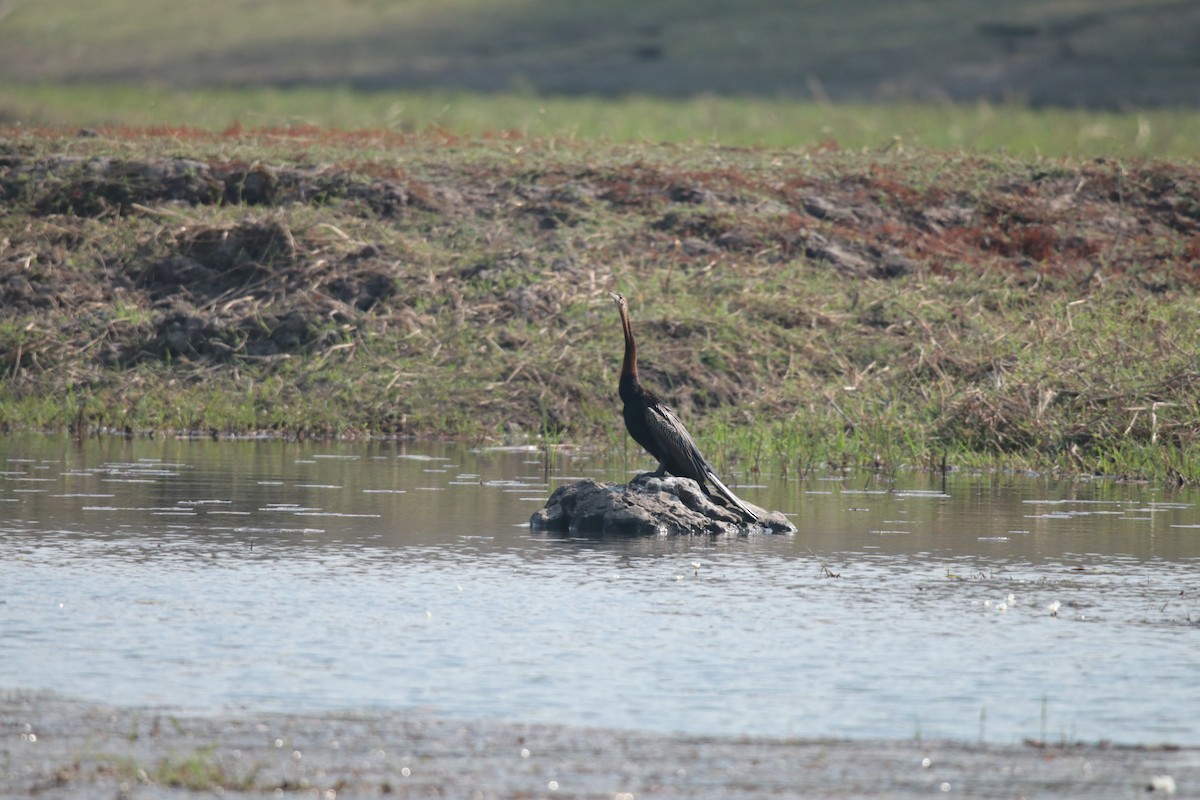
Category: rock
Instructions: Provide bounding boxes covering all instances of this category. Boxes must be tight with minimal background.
[530,475,796,536]
[805,235,869,275]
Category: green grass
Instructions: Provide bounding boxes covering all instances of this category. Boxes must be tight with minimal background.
[5,84,1200,158]
[3,0,1200,158]
[3,128,1200,482]
[108,745,258,791]
[2,0,1196,111]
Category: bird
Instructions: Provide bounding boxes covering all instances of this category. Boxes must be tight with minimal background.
[609,292,759,521]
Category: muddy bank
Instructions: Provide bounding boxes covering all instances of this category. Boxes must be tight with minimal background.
[2,692,1195,799]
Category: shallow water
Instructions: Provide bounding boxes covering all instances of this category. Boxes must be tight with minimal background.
[2,434,1198,745]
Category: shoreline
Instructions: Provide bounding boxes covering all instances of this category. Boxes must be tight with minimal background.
[3,691,1195,799]
[5,131,1200,483]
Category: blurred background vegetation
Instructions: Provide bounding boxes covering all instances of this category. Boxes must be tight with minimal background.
[2,0,1199,156]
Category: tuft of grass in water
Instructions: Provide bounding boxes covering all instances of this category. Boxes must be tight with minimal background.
[1040,696,1049,745]
[108,746,258,792]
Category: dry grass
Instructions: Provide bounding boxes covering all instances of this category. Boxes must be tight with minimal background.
[3,126,1200,481]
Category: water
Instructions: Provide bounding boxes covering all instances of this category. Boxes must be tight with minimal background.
[2,434,1198,745]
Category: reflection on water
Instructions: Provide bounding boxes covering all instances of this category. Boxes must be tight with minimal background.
[2,433,1198,744]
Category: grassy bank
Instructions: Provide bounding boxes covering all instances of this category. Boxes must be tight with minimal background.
[6,86,1200,159]
[2,126,1200,481]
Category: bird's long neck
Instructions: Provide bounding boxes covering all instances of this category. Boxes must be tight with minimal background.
[618,306,639,387]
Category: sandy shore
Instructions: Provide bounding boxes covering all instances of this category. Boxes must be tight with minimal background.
[2,691,1195,799]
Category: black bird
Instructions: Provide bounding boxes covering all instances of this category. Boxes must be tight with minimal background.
[610,292,758,521]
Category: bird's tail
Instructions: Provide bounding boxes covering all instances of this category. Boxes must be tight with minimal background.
[705,469,760,522]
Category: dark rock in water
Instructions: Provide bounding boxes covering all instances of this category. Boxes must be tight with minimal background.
[530,475,796,536]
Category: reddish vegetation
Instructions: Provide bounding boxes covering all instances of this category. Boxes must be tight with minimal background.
[4,127,1199,316]
[1,126,1199,453]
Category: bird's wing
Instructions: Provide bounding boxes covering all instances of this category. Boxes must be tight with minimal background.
[646,399,759,522]
[643,399,710,481]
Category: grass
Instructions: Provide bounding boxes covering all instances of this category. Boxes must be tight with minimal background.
[2,126,1200,483]
[4,85,1200,159]
[3,0,1200,160]
[150,747,256,791]
[107,745,258,791]
[2,0,1196,111]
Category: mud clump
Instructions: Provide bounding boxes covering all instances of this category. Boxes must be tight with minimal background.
[178,218,296,274]
[0,155,443,219]
[13,157,224,215]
